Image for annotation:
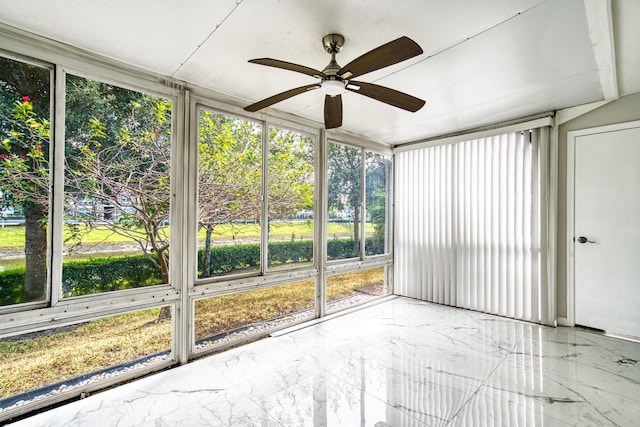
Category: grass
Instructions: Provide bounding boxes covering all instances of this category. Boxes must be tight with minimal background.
[0,221,374,250]
[0,308,172,399]
[0,268,384,400]
[194,279,316,340]
[0,226,27,249]
[194,267,384,340]
[326,266,386,303]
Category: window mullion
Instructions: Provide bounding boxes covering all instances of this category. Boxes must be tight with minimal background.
[260,122,269,275]
[317,130,327,317]
[360,148,366,260]
[49,65,65,306]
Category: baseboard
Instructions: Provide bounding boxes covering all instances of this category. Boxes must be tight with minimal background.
[557,316,572,327]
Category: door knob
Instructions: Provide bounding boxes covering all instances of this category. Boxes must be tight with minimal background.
[576,236,596,244]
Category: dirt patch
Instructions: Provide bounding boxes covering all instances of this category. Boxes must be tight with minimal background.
[355,281,384,296]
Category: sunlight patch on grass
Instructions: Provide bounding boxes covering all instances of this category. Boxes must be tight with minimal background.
[194,280,315,341]
[327,267,386,303]
[0,308,172,399]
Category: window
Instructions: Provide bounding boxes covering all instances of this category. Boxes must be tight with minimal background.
[0,306,172,412]
[63,75,173,297]
[325,143,392,314]
[197,110,262,278]
[327,142,391,261]
[326,267,388,313]
[0,56,52,306]
[194,279,315,350]
[365,152,390,256]
[268,126,314,270]
[327,142,362,261]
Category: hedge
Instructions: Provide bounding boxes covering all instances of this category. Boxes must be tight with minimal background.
[1,237,386,305]
[62,255,163,297]
[0,269,26,306]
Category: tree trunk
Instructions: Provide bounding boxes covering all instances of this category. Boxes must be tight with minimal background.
[156,253,172,322]
[203,225,213,277]
[352,203,360,257]
[24,204,47,302]
[157,256,170,323]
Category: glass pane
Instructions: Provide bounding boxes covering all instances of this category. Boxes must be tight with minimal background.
[63,75,172,297]
[327,142,361,261]
[268,127,314,270]
[197,111,262,278]
[0,56,51,306]
[326,266,388,313]
[365,152,390,256]
[194,279,315,350]
[0,306,172,411]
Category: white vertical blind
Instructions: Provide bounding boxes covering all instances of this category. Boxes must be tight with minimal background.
[395,127,548,324]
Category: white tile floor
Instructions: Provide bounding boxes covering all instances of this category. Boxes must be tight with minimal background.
[8,297,640,426]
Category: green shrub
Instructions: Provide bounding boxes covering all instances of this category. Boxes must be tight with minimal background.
[365,237,385,256]
[268,241,313,264]
[62,255,163,297]
[198,243,261,275]
[1,237,387,305]
[327,239,357,259]
[0,268,27,306]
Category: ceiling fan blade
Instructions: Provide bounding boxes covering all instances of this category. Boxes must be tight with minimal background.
[324,94,343,129]
[338,36,423,79]
[244,84,320,112]
[249,58,327,79]
[347,81,425,112]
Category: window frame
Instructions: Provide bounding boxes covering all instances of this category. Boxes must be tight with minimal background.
[325,140,393,265]
[194,106,265,283]
[0,50,55,313]
[192,104,320,287]
[55,69,179,303]
[0,57,182,322]
[321,137,394,316]
[364,150,393,258]
[266,123,317,273]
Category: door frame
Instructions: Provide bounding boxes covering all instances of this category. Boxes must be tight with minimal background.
[566,119,640,327]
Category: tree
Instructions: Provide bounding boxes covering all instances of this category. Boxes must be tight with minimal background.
[267,127,314,222]
[327,143,361,257]
[365,153,388,255]
[1,63,174,309]
[1,56,52,301]
[198,112,262,277]
[197,113,315,277]
[65,96,172,284]
[0,95,50,301]
[64,81,173,320]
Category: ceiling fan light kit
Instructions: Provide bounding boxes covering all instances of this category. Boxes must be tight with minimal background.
[321,79,346,96]
[245,34,426,129]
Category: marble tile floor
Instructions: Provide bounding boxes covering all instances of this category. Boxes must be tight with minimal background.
[8,297,640,426]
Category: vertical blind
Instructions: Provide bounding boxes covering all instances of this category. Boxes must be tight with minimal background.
[394,127,549,324]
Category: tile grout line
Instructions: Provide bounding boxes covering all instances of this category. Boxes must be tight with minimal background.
[444,333,525,425]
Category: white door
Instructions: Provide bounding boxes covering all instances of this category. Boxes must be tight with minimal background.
[573,122,640,338]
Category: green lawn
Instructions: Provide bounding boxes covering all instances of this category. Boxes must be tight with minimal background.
[0,226,28,248]
[0,221,374,249]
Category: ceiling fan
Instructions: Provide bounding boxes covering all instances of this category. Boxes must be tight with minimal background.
[244,34,426,129]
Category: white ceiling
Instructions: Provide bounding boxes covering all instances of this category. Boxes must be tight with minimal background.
[1,0,638,145]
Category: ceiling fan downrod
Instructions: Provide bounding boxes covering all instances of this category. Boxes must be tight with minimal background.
[321,34,345,79]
